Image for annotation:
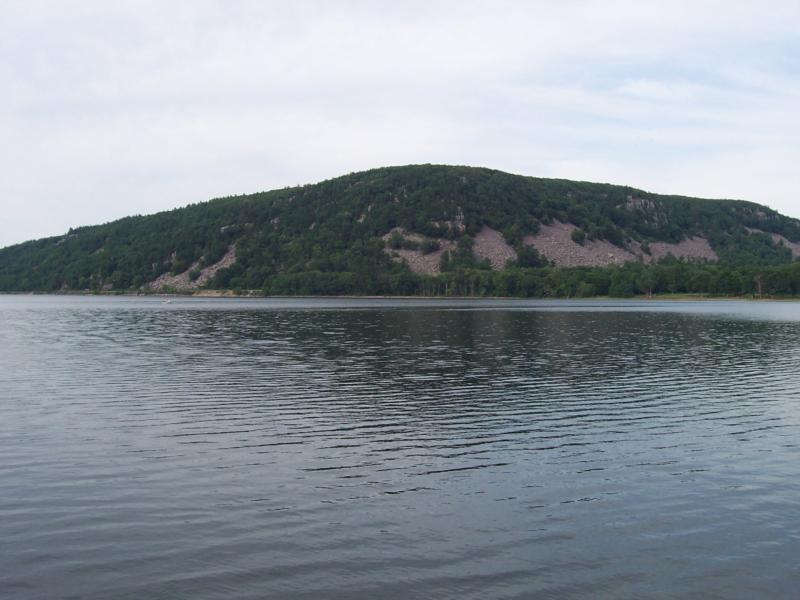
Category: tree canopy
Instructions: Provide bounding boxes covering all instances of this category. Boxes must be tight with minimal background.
[1,164,798,295]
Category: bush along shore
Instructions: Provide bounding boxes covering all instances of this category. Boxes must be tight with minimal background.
[57,260,800,299]
[250,261,800,298]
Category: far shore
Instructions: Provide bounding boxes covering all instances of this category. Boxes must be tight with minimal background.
[2,290,799,302]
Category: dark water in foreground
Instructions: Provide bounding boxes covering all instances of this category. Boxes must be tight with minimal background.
[2,296,800,599]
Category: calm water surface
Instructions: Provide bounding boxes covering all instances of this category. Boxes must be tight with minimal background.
[2,296,800,599]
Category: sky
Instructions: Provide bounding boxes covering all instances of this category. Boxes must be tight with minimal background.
[2,1,800,248]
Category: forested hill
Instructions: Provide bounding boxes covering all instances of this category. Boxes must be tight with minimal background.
[2,164,800,296]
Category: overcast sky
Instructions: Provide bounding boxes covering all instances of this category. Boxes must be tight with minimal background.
[2,1,799,248]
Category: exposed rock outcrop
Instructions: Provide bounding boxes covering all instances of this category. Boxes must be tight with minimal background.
[746,228,800,259]
[522,221,718,267]
[473,226,517,270]
[771,233,800,259]
[149,246,236,291]
[383,226,517,274]
[381,228,454,275]
[523,221,638,267]
[643,237,717,263]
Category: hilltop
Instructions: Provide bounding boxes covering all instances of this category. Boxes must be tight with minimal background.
[2,164,800,296]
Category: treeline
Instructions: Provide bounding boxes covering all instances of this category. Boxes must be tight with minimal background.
[255,260,800,298]
[2,164,800,293]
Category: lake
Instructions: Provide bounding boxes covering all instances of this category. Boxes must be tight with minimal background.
[1,296,799,599]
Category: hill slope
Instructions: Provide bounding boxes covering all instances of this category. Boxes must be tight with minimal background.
[2,164,800,295]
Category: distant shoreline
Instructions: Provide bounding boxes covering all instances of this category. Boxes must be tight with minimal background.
[1,290,798,302]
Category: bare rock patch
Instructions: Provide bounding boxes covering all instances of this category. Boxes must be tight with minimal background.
[523,221,637,267]
[747,228,800,258]
[473,226,517,270]
[771,233,800,258]
[644,237,717,263]
[381,227,454,275]
[149,246,237,291]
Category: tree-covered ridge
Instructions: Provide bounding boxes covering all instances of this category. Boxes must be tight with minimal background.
[1,164,798,293]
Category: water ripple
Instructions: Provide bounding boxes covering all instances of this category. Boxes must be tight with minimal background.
[1,296,800,599]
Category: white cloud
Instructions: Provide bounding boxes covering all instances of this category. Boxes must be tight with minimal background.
[1,1,800,247]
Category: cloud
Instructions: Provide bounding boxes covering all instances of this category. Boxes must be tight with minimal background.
[1,1,799,247]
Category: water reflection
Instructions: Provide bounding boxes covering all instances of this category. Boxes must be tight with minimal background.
[1,297,799,599]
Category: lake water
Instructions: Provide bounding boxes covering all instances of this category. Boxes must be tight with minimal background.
[2,296,800,599]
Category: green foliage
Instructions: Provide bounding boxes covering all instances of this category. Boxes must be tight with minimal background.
[571,228,586,245]
[386,231,405,249]
[420,239,440,255]
[404,262,800,298]
[609,271,636,298]
[510,246,549,269]
[387,231,422,251]
[1,164,799,294]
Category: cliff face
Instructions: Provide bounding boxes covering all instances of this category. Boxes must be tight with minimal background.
[1,164,799,292]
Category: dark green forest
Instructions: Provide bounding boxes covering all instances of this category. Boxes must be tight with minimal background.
[1,164,799,297]
[258,261,800,298]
